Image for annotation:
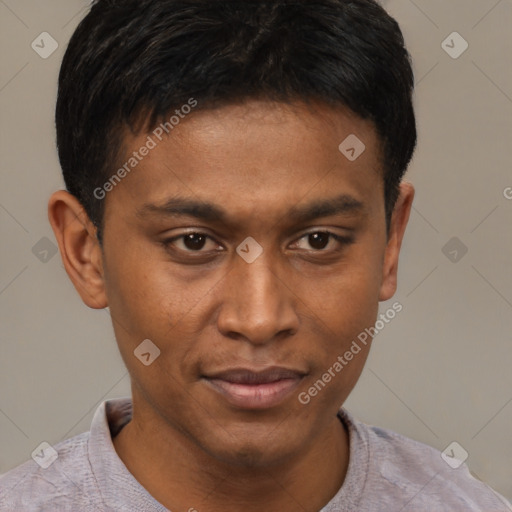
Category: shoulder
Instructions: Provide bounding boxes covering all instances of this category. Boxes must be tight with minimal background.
[342,411,511,511]
[0,431,102,511]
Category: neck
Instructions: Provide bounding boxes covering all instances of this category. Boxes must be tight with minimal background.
[113,398,350,512]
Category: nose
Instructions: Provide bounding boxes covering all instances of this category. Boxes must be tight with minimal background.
[217,249,300,346]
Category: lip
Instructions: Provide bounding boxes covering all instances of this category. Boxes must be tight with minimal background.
[202,367,306,410]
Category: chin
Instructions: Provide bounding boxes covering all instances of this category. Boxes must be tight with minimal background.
[216,445,286,469]
[202,430,301,469]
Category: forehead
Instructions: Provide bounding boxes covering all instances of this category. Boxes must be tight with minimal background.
[104,100,384,226]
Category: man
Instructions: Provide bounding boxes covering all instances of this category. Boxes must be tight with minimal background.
[1,0,510,510]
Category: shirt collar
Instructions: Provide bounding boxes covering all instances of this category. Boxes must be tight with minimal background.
[88,397,168,511]
[87,397,368,512]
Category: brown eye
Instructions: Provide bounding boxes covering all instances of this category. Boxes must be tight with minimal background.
[163,232,220,253]
[307,232,330,250]
[182,233,207,251]
[294,231,349,252]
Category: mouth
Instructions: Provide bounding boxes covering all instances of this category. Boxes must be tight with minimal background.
[202,367,307,410]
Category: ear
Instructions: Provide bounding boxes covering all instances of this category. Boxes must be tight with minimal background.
[379,181,415,301]
[48,190,108,309]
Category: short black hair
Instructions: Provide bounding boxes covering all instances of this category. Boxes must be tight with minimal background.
[56,0,416,243]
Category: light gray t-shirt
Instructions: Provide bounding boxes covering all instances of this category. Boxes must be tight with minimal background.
[1,397,510,511]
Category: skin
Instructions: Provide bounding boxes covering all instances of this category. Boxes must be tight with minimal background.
[48,100,414,512]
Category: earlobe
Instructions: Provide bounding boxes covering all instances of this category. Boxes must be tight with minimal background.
[379,181,415,301]
[48,190,108,309]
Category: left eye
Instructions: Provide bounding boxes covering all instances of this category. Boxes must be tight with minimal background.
[293,231,346,251]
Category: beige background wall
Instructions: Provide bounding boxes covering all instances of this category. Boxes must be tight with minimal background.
[1,0,511,502]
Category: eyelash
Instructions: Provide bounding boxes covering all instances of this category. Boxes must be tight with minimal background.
[161,230,354,255]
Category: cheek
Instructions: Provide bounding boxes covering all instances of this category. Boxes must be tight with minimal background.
[305,258,382,336]
[298,284,375,412]
[297,249,383,388]
[103,239,186,329]
[101,244,174,363]
[102,245,222,375]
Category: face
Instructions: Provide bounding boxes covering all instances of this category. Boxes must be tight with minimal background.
[52,100,412,468]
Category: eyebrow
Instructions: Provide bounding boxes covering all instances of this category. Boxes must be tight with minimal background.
[136,194,365,225]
